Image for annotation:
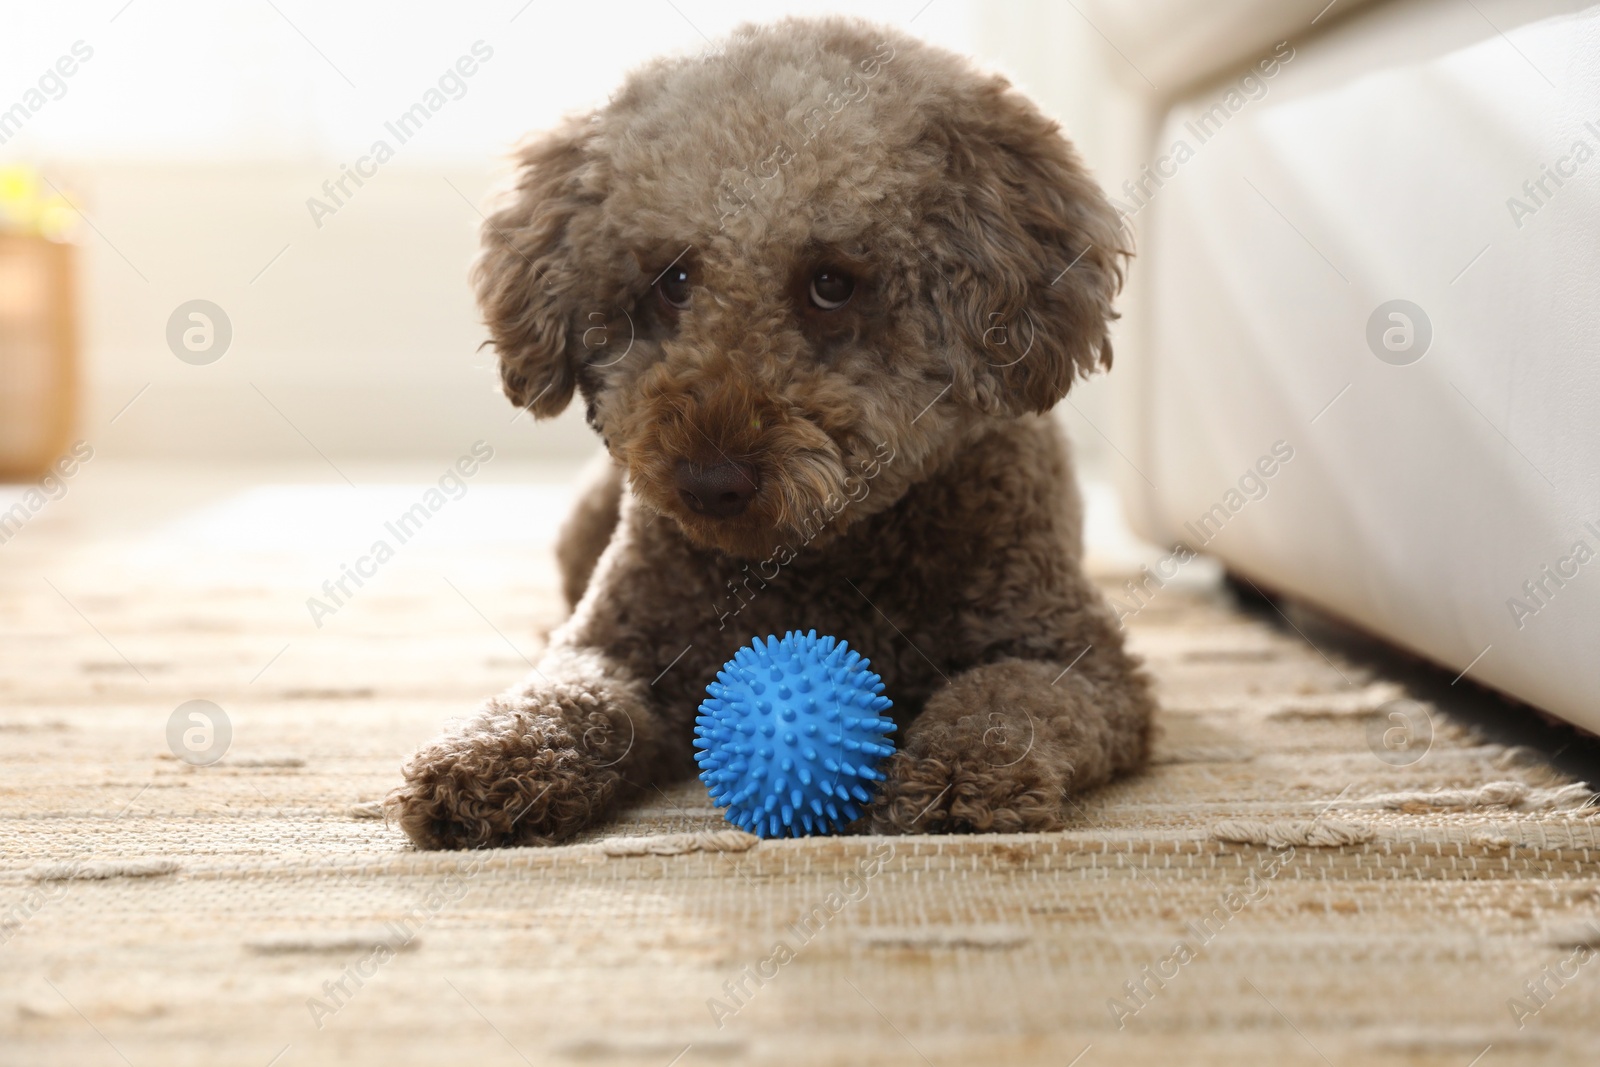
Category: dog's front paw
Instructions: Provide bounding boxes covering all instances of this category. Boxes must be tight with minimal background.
[863,661,1125,835]
[387,681,640,850]
[860,657,1154,835]
[866,746,1066,835]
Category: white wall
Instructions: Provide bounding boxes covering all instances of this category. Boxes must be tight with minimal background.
[57,159,594,462]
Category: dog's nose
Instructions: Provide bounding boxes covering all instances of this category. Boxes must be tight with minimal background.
[674,460,759,518]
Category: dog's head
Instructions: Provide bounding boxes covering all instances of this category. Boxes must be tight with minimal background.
[475,17,1127,559]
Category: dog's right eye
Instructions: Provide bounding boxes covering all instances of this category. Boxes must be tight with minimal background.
[656,267,692,310]
[807,269,854,311]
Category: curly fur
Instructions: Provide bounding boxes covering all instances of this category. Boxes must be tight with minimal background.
[388,17,1154,849]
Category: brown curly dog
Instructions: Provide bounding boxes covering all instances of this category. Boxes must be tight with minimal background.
[387,16,1154,849]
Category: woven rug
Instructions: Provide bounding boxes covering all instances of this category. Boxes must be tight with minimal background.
[2,466,1597,1066]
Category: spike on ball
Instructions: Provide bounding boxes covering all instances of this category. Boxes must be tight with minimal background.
[696,630,896,838]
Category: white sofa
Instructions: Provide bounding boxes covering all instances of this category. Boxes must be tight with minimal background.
[1098,0,1600,732]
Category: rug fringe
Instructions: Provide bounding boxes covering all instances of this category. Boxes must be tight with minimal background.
[599,830,759,857]
[1211,819,1376,848]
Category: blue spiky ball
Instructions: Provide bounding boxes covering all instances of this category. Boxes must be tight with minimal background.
[694,630,896,838]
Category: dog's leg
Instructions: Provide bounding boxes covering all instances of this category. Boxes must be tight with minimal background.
[866,654,1153,834]
[387,644,663,850]
[388,498,713,850]
[555,455,624,610]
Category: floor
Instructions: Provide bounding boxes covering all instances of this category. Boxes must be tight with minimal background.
[2,463,1597,1066]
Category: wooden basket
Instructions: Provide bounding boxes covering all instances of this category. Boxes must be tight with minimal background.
[0,235,76,479]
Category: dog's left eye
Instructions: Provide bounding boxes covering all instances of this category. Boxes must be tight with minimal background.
[807,269,854,311]
[656,267,692,310]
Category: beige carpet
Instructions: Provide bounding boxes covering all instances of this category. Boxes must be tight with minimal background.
[2,465,1597,1066]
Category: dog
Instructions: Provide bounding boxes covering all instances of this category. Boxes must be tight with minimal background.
[387,16,1154,849]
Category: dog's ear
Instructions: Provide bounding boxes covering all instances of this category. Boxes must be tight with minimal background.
[473,114,603,418]
[923,76,1129,416]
